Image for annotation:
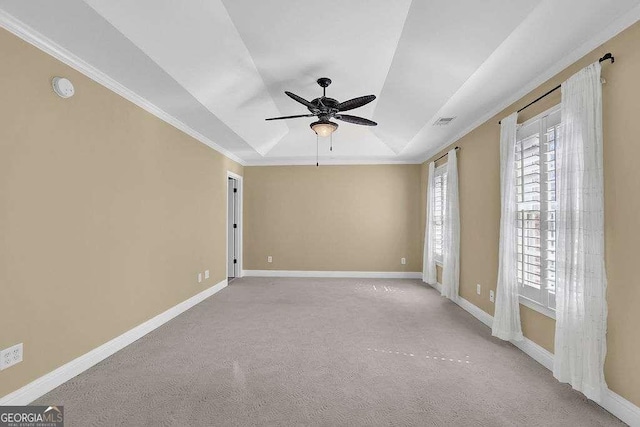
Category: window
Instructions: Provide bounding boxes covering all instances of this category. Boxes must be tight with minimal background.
[515,106,560,316]
[432,164,447,264]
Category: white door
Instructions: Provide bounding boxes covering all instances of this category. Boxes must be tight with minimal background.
[227,178,238,278]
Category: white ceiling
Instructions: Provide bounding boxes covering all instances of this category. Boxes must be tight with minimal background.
[1,0,639,165]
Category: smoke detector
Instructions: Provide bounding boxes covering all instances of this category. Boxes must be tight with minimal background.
[52,77,75,99]
[433,117,455,126]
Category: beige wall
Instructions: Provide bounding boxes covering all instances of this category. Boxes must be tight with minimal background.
[244,165,422,272]
[422,21,640,406]
[2,14,638,408]
[0,29,242,397]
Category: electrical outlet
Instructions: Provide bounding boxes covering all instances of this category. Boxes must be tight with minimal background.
[401,258,406,265]
[198,273,202,283]
[0,343,23,371]
[490,290,495,303]
[204,270,210,279]
[476,284,481,295]
[267,256,272,263]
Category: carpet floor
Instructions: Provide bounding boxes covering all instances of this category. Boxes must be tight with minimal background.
[35,278,623,426]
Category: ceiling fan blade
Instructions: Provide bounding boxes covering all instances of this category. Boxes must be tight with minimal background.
[337,95,376,112]
[265,114,316,121]
[285,91,317,110]
[336,114,377,126]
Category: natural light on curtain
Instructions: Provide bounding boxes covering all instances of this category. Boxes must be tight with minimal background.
[441,149,459,300]
[553,61,608,403]
[492,112,524,341]
[422,162,437,284]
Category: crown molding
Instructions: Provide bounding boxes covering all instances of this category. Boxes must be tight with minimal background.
[417,4,640,164]
[243,158,422,166]
[5,4,638,168]
[0,9,247,166]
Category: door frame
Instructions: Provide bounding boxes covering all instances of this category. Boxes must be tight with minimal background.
[226,171,243,281]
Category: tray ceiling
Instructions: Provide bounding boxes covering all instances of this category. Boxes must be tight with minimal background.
[1,0,639,164]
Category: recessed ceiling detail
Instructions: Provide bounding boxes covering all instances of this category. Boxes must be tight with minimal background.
[1,0,639,164]
[371,0,540,154]
[83,0,288,156]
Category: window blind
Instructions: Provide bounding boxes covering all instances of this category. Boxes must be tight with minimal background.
[433,165,447,263]
[515,107,559,311]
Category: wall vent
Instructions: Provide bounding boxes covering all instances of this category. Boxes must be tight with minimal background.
[433,117,456,126]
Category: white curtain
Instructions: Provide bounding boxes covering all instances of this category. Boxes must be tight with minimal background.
[441,149,460,300]
[492,112,523,341]
[422,162,437,284]
[553,62,608,402]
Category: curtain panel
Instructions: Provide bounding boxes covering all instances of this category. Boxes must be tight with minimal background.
[553,61,608,402]
[441,149,460,300]
[492,112,524,341]
[422,162,437,284]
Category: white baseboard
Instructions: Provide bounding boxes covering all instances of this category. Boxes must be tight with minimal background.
[424,281,640,426]
[455,295,495,329]
[0,279,228,406]
[242,270,422,279]
[511,336,554,371]
[430,281,443,293]
[603,390,640,427]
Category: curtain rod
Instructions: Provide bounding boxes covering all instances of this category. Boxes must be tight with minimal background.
[433,146,460,163]
[498,53,614,124]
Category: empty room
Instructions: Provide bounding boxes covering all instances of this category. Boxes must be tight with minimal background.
[1,1,639,426]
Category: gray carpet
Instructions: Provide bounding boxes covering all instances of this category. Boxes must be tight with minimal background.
[35,278,623,426]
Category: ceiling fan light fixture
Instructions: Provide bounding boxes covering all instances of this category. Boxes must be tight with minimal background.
[310,120,338,137]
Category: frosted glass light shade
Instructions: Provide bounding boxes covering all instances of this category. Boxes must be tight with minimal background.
[310,120,338,137]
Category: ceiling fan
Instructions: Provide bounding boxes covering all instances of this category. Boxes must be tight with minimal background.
[265,77,377,137]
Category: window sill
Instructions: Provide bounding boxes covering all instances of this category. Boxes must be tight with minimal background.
[519,295,556,320]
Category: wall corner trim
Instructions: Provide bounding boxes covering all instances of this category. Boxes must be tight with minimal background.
[242,270,422,279]
[0,9,246,166]
[424,282,640,426]
[0,279,228,406]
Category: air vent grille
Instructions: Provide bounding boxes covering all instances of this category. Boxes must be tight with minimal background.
[434,117,456,126]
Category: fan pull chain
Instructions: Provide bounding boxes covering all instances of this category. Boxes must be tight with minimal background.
[330,133,333,151]
[316,134,319,167]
